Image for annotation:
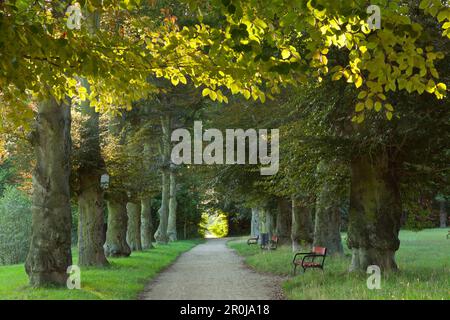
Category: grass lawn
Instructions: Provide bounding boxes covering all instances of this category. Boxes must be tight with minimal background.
[0,240,200,300]
[228,229,450,300]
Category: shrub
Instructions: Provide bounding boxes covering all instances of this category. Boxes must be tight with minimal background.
[0,186,32,265]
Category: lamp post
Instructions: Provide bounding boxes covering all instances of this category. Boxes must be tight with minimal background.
[100,173,109,190]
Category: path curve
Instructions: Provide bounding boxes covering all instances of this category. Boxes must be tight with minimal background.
[140,238,283,300]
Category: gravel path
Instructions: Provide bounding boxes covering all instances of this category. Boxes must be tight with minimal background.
[139,238,283,300]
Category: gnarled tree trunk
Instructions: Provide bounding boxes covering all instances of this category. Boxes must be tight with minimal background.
[78,172,108,266]
[25,97,72,287]
[141,197,154,249]
[291,196,314,252]
[276,198,292,246]
[250,208,260,237]
[347,153,402,272]
[167,171,178,241]
[104,193,131,257]
[126,202,142,251]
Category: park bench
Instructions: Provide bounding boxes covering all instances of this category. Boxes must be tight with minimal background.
[247,235,259,245]
[292,246,327,275]
[261,235,278,250]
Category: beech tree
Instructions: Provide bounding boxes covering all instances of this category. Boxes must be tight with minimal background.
[1,0,448,286]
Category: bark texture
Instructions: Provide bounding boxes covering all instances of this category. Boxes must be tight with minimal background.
[167,171,178,241]
[347,154,402,272]
[313,162,344,256]
[77,172,108,266]
[25,98,72,287]
[265,207,275,237]
[275,198,292,245]
[291,196,314,252]
[154,116,171,244]
[141,197,154,249]
[104,194,131,257]
[126,202,142,251]
[250,208,260,237]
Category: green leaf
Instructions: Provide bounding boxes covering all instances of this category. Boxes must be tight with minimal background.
[355,102,365,112]
[358,91,367,99]
[374,101,382,112]
[386,111,393,120]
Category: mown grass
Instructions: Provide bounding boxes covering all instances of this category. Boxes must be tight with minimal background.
[228,229,450,300]
[0,240,200,300]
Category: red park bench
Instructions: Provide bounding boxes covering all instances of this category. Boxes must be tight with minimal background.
[292,246,327,275]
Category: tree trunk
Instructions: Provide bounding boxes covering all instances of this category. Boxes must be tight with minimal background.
[141,197,154,249]
[276,198,292,246]
[126,202,142,251]
[347,154,402,272]
[154,115,171,244]
[258,207,266,245]
[250,208,260,237]
[104,194,131,257]
[77,172,108,266]
[76,78,108,267]
[25,97,72,287]
[313,161,344,256]
[266,207,275,237]
[167,171,178,241]
[291,196,314,252]
[439,200,447,228]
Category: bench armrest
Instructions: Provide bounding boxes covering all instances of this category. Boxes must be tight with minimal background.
[292,252,313,263]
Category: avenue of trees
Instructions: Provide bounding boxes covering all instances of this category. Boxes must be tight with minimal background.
[0,0,448,287]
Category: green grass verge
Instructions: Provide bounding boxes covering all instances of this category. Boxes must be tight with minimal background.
[0,240,200,300]
[228,229,450,300]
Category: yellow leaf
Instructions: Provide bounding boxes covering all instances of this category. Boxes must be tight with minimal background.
[355,75,363,88]
[202,88,210,97]
[209,90,217,101]
[243,90,251,100]
[171,76,179,86]
[230,83,239,94]
[436,83,447,91]
[281,49,291,59]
